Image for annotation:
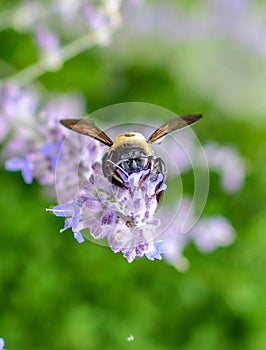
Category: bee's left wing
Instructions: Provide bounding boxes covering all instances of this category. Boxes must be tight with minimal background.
[147,114,202,144]
[60,119,113,147]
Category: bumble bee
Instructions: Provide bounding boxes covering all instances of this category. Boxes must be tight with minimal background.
[60,114,202,188]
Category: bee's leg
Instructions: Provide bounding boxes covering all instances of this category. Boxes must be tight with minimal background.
[102,152,126,187]
[156,157,167,177]
[150,157,166,206]
[156,190,164,207]
[150,157,167,181]
[111,168,127,188]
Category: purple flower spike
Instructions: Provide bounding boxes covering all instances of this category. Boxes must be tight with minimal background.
[1,82,107,201]
[50,162,166,262]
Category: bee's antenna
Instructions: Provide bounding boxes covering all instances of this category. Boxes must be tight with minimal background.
[107,159,129,177]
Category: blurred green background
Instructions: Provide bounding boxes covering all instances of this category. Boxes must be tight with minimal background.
[1,1,266,349]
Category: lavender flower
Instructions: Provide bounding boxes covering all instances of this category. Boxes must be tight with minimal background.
[0,0,123,86]
[155,131,245,195]
[7,0,122,58]
[159,198,193,271]
[191,216,235,252]
[1,84,242,265]
[204,142,245,193]
[0,83,38,142]
[84,4,112,31]
[5,156,33,184]
[9,0,121,37]
[34,23,61,69]
[1,82,106,201]
[159,129,197,177]
[49,162,166,263]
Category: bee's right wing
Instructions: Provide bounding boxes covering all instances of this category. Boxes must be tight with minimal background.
[60,119,113,147]
[147,114,202,144]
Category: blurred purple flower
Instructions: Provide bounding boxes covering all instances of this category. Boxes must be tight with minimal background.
[192,216,235,252]
[35,24,60,52]
[159,198,193,271]
[204,142,245,193]
[53,0,82,22]
[0,83,38,142]
[128,0,143,7]
[161,134,245,199]
[9,0,122,58]
[34,24,61,67]
[161,130,196,177]
[49,162,166,263]
[83,4,110,30]
[0,337,6,350]
[5,156,33,184]
[160,197,236,271]
[0,83,106,201]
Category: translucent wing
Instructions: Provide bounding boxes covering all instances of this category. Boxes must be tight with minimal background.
[60,119,113,147]
[147,114,202,144]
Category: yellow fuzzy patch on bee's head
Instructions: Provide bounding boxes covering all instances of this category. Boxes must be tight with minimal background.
[111,132,153,155]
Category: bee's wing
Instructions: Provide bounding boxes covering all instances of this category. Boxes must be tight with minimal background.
[147,114,202,144]
[60,119,113,147]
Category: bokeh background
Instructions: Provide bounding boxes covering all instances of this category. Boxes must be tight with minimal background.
[1,0,266,349]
